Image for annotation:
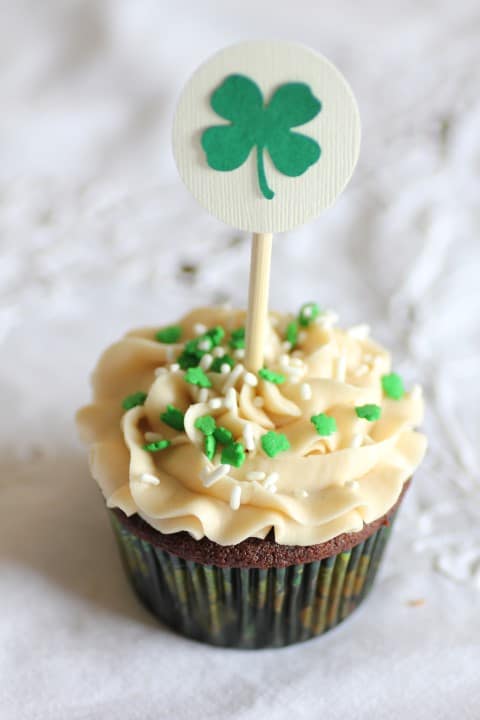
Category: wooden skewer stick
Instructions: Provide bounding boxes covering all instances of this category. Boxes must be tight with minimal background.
[245,232,273,372]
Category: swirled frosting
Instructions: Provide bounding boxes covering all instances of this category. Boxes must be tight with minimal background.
[76,306,426,546]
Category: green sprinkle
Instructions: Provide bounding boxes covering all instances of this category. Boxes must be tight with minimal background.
[143,439,171,452]
[298,302,320,327]
[382,373,405,400]
[221,441,246,468]
[206,326,225,347]
[214,426,234,445]
[229,327,245,349]
[259,368,286,384]
[261,431,290,458]
[122,391,147,410]
[155,325,182,343]
[177,350,201,370]
[310,413,337,436]
[285,321,298,347]
[160,404,185,431]
[204,434,216,460]
[184,367,212,388]
[210,354,235,373]
[194,415,216,435]
[355,404,382,421]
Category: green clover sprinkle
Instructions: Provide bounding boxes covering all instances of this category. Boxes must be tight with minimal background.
[259,368,286,384]
[210,354,235,373]
[261,431,291,458]
[221,441,246,468]
[201,74,322,200]
[205,326,225,347]
[194,415,217,435]
[122,391,147,410]
[214,426,234,445]
[310,413,337,436]
[382,373,405,400]
[355,404,382,421]
[205,434,217,461]
[155,325,182,344]
[143,439,171,452]
[229,327,246,350]
[285,321,298,347]
[177,350,201,370]
[184,367,212,388]
[298,302,320,327]
[160,404,185,431]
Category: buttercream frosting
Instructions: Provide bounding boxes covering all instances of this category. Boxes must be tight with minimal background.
[76,306,426,546]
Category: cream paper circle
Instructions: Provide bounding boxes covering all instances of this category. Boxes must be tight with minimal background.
[172,41,361,233]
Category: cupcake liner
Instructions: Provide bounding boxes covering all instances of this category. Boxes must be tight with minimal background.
[110,510,397,649]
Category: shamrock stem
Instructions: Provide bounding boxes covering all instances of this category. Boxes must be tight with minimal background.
[256,145,274,200]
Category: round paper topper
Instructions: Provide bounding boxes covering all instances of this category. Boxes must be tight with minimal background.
[172,41,361,234]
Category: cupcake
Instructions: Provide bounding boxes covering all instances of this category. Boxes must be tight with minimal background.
[76,304,426,648]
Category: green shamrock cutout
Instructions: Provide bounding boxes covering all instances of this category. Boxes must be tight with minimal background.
[201,74,322,200]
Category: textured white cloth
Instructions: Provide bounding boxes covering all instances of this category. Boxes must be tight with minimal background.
[1,1,480,718]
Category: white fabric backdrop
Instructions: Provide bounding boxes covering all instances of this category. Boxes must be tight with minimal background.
[1,1,479,718]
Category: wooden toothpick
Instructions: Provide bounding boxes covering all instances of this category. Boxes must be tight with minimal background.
[245,232,273,372]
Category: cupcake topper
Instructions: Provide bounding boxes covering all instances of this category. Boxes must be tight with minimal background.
[173,41,360,371]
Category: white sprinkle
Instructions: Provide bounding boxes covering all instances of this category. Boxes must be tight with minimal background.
[411,384,422,400]
[200,353,213,371]
[246,471,266,482]
[317,309,339,327]
[282,341,292,352]
[347,324,370,339]
[223,363,244,392]
[345,479,360,491]
[335,354,347,382]
[220,363,231,374]
[244,371,258,387]
[243,423,255,451]
[354,364,369,377]
[169,363,180,373]
[279,353,290,368]
[234,348,245,360]
[300,382,312,400]
[166,346,175,362]
[298,331,307,343]
[350,433,363,449]
[265,472,279,488]
[194,322,208,335]
[213,346,226,358]
[144,431,163,443]
[253,396,265,408]
[198,339,212,352]
[154,367,168,377]
[290,358,304,368]
[209,397,223,410]
[224,387,237,410]
[293,488,308,499]
[303,306,313,318]
[139,473,160,486]
[198,388,209,403]
[200,464,231,487]
[230,485,242,510]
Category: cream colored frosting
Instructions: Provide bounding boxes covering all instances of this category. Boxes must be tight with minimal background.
[76,306,427,546]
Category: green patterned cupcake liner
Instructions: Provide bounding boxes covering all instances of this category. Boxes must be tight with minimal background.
[110,510,397,649]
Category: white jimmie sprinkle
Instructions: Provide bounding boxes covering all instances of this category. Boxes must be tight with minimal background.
[230,485,242,510]
[209,397,223,410]
[246,471,266,482]
[224,387,237,410]
[169,363,180,373]
[223,363,244,392]
[350,434,364,448]
[243,423,255,451]
[200,464,231,487]
[244,371,258,387]
[300,382,312,400]
[213,346,226,358]
[347,324,370,339]
[233,348,245,360]
[265,472,279,488]
[198,339,212,352]
[198,388,209,403]
[194,322,208,335]
[139,473,160,486]
[200,353,213,371]
[410,384,422,400]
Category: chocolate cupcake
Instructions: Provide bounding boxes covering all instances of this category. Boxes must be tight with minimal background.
[77,304,426,648]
